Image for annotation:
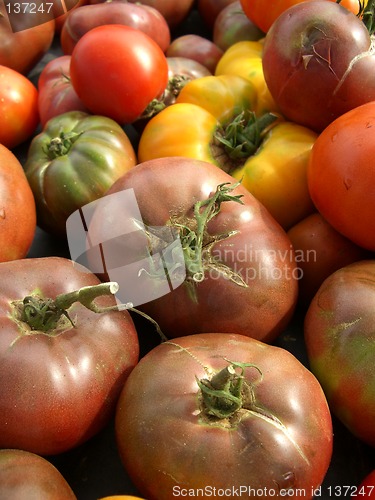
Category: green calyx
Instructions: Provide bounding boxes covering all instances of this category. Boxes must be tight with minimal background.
[45,131,83,159]
[197,361,262,420]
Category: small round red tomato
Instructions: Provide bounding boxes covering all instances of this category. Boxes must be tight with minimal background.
[115,333,333,500]
[0,449,76,499]
[0,144,36,262]
[262,1,375,132]
[287,213,371,306]
[70,24,169,124]
[304,260,375,447]
[240,0,365,33]
[0,257,139,455]
[307,102,375,251]
[0,65,39,149]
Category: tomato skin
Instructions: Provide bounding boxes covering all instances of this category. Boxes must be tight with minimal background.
[287,213,371,306]
[37,55,88,127]
[0,257,139,456]
[0,2,55,75]
[60,0,170,55]
[0,65,39,149]
[307,102,375,251]
[353,470,375,498]
[304,260,375,447]
[197,0,237,30]
[88,157,298,343]
[0,144,36,262]
[24,111,136,237]
[240,0,365,33]
[126,0,195,29]
[262,1,374,132]
[70,25,169,124]
[0,449,76,499]
[115,333,333,500]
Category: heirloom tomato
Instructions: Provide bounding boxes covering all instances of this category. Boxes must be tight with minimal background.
[115,333,333,500]
[87,157,298,343]
[240,0,365,33]
[138,74,317,229]
[37,55,88,127]
[24,111,136,237]
[304,260,375,447]
[0,449,76,499]
[197,0,237,30]
[262,1,375,132]
[307,102,375,251]
[287,213,370,306]
[166,34,223,74]
[0,1,55,75]
[0,257,139,456]
[126,0,194,28]
[0,65,39,149]
[0,144,36,262]
[70,25,169,124]
[60,0,170,55]
[215,40,279,115]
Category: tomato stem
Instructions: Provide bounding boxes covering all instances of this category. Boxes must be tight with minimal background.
[45,131,83,159]
[362,0,375,34]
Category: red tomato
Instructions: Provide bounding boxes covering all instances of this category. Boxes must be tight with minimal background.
[353,470,375,498]
[262,1,375,132]
[304,260,375,447]
[87,157,298,344]
[287,213,371,306]
[0,65,39,149]
[70,25,169,124]
[307,102,375,251]
[0,144,36,262]
[37,55,88,127]
[0,257,139,455]
[0,449,76,499]
[115,333,333,500]
[240,0,364,33]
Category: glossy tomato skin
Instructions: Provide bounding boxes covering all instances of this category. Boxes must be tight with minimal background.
[115,333,333,500]
[262,1,374,132]
[88,157,298,343]
[37,55,88,127]
[70,25,169,124]
[0,144,36,262]
[307,102,375,251]
[0,2,55,75]
[0,65,39,149]
[287,213,371,306]
[0,257,139,456]
[304,260,375,447]
[240,0,364,33]
[60,0,170,55]
[24,111,136,237]
[0,449,76,499]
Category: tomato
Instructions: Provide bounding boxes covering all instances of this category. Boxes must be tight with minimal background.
[304,260,375,447]
[166,34,224,74]
[54,0,88,34]
[0,65,39,149]
[0,144,36,262]
[262,1,375,132]
[37,55,88,127]
[213,1,265,51]
[0,449,76,499]
[287,213,371,306]
[24,111,136,237]
[240,0,365,33]
[86,156,298,343]
[70,25,169,124]
[215,40,280,115]
[307,102,375,251]
[0,1,55,75]
[126,0,195,29]
[353,470,375,498]
[197,0,237,30]
[138,74,317,230]
[115,333,333,499]
[60,0,170,55]
[0,257,139,455]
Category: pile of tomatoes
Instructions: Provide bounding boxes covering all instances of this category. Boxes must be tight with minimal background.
[1,0,375,498]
